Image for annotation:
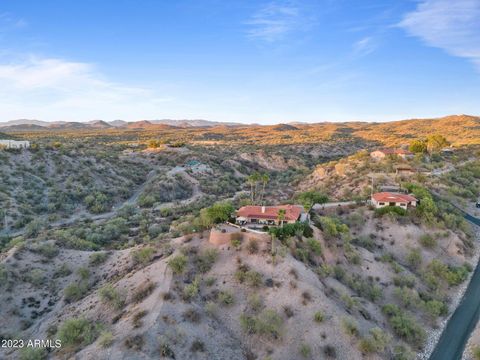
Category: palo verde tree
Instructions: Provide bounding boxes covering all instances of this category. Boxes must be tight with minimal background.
[296,191,329,213]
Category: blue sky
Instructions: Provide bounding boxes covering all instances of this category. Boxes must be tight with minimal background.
[0,0,479,124]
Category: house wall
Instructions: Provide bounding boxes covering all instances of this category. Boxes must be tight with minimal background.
[372,199,416,209]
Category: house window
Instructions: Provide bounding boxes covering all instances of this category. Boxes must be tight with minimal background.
[379,202,385,205]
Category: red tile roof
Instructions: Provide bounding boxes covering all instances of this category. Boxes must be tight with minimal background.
[236,205,304,221]
[372,192,417,203]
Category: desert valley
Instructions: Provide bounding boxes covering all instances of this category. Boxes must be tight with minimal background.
[1,115,480,360]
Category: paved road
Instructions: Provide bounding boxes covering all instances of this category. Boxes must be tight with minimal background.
[429,208,480,360]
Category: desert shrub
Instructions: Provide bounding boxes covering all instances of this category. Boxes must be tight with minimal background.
[306,238,322,256]
[422,300,448,318]
[124,334,144,351]
[240,309,283,339]
[323,345,337,358]
[98,330,114,348]
[245,270,263,287]
[341,318,359,338]
[190,340,205,352]
[53,263,72,278]
[58,318,100,349]
[374,206,407,217]
[473,346,480,360]
[419,234,436,248]
[231,238,242,249]
[89,252,109,266]
[315,216,348,240]
[247,239,259,254]
[159,341,175,357]
[131,247,155,266]
[406,248,422,270]
[353,235,375,251]
[270,222,313,240]
[99,284,125,310]
[19,348,47,360]
[423,259,471,290]
[183,278,200,300]
[205,301,218,317]
[132,310,148,328]
[77,267,90,280]
[24,268,45,287]
[195,248,219,273]
[393,274,416,288]
[299,343,311,358]
[33,243,59,259]
[382,304,426,347]
[168,254,188,274]
[358,327,391,354]
[132,281,156,303]
[247,294,263,312]
[64,282,89,303]
[314,311,325,323]
[218,290,235,306]
[0,264,8,283]
[183,308,201,323]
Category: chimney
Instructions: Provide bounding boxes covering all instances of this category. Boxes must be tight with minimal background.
[261,206,266,213]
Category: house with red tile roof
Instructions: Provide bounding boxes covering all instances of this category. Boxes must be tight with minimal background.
[371,192,417,209]
[370,148,414,160]
[235,205,306,226]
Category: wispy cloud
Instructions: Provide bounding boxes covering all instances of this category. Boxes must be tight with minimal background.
[398,0,480,69]
[352,36,377,57]
[0,55,173,121]
[246,2,303,42]
[0,12,27,30]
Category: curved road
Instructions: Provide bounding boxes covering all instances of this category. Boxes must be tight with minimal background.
[429,210,480,360]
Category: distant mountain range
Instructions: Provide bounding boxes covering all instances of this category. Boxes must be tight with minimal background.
[0,119,245,131]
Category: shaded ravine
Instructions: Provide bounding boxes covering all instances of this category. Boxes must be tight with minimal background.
[429,211,480,360]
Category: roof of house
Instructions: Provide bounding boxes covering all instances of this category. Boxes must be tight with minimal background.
[236,205,304,221]
[372,192,417,203]
[372,148,413,155]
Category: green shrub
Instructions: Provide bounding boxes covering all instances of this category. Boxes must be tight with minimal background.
[218,290,235,306]
[132,247,155,266]
[77,267,90,280]
[419,234,436,248]
[168,254,188,274]
[98,330,114,348]
[99,284,125,310]
[89,252,109,266]
[240,309,283,339]
[382,304,426,347]
[358,327,391,354]
[406,248,422,270]
[299,343,311,358]
[24,268,45,287]
[307,238,322,256]
[183,278,200,300]
[19,348,47,360]
[247,239,259,254]
[64,282,89,303]
[341,318,359,338]
[132,281,156,303]
[374,206,407,217]
[58,318,100,349]
[34,243,59,259]
[195,249,218,273]
[314,311,324,323]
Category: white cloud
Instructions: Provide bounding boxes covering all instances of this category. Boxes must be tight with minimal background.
[399,0,480,69]
[352,36,377,57]
[0,56,174,121]
[246,2,302,42]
